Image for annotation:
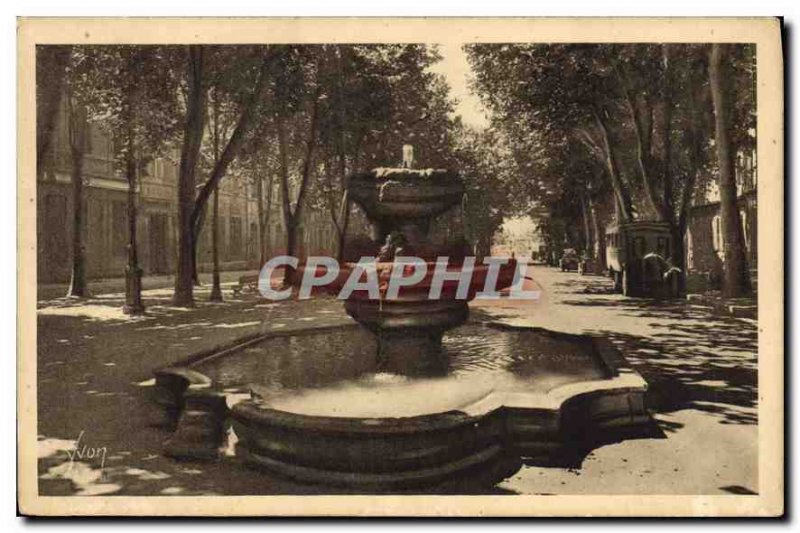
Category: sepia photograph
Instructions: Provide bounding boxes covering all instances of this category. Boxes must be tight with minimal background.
[16,17,783,517]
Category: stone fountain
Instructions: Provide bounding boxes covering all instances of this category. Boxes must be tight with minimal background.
[329,146,517,376]
[154,147,651,493]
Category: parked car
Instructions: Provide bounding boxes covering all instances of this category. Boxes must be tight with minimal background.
[559,248,580,271]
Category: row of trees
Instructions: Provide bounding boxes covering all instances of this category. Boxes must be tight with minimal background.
[39,43,750,307]
[467,43,756,297]
[37,44,505,312]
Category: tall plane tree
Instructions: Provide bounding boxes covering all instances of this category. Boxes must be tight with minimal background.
[189,47,277,281]
[174,45,277,305]
[38,46,93,298]
[271,46,323,285]
[468,44,637,225]
[64,61,89,297]
[709,43,752,297]
[174,45,208,307]
[468,43,748,288]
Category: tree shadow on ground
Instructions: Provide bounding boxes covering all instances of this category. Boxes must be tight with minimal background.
[35,291,358,497]
[520,418,668,471]
[563,298,757,427]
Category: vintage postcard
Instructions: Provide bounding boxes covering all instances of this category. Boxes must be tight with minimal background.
[17,17,783,517]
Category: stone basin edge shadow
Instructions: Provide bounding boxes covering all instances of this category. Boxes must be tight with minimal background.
[150,319,651,491]
[150,319,361,439]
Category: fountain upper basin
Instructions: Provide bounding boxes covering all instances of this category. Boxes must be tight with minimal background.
[348,168,464,223]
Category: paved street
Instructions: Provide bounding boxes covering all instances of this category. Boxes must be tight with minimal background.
[36,264,757,496]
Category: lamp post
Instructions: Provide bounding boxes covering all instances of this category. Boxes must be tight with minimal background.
[123,163,145,315]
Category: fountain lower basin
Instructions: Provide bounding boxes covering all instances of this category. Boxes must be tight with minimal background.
[154,321,649,492]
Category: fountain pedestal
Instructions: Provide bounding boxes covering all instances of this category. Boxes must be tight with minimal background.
[343,297,469,375]
[338,166,512,370]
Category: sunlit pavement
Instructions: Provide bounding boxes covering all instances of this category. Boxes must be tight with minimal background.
[37,269,264,301]
[475,264,758,495]
[35,264,757,496]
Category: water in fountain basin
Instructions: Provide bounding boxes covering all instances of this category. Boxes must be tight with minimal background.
[192,324,609,419]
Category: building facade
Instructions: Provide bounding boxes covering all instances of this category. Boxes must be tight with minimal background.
[37,100,362,284]
[684,149,758,292]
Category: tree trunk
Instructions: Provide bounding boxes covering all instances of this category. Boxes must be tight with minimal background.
[593,108,633,223]
[115,48,146,314]
[209,187,223,301]
[580,193,593,260]
[123,139,144,315]
[671,222,687,296]
[209,85,223,302]
[334,47,350,262]
[324,160,351,263]
[283,218,297,286]
[673,75,705,295]
[173,46,206,307]
[189,50,275,235]
[336,189,350,263]
[256,171,266,265]
[476,233,492,262]
[673,151,701,297]
[66,104,87,298]
[67,153,87,297]
[276,113,294,286]
[624,93,663,221]
[277,85,321,286]
[709,44,751,298]
[590,197,607,274]
[191,198,207,287]
[192,207,206,286]
[660,45,675,225]
[263,174,274,261]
